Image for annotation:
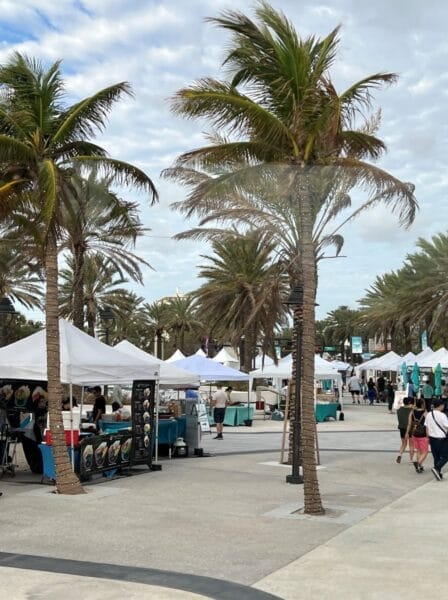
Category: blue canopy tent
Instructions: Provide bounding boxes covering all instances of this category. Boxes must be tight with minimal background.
[171,355,250,424]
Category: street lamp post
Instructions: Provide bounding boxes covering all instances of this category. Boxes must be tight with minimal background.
[99,306,115,397]
[0,297,16,346]
[284,285,304,485]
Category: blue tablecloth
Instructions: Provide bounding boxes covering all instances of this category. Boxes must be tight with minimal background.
[157,417,186,444]
[315,403,338,422]
[209,406,254,426]
[38,444,80,480]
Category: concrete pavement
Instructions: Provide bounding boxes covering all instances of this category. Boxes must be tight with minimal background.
[1,399,446,598]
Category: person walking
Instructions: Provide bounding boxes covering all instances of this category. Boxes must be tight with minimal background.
[212,384,228,440]
[396,397,413,464]
[422,377,434,411]
[348,373,361,404]
[406,398,428,473]
[425,398,448,480]
[367,378,377,406]
[386,380,395,413]
[377,375,386,403]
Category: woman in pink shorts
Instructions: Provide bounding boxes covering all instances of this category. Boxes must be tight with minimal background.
[407,398,428,473]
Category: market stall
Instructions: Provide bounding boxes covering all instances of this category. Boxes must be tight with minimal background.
[171,354,250,424]
[114,340,199,458]
[249,354,342,421]
[0,319,160,482]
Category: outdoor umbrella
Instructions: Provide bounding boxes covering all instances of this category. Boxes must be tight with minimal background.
[400,362,408,391]
[434,363,443,396]
[411,362,420,389]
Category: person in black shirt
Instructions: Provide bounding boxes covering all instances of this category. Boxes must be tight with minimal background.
[92,386,106,431]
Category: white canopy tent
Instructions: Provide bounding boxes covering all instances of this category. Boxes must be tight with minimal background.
[356,351,402,373]
[195,348,207,357]
[114,340,199,388]
[211,347,240,370]
[424,348,448,369]
[254,354,274,369]
[414,347,433,364]
[0,319,159,384]
[166,349,186,363]
[250,353,342,382]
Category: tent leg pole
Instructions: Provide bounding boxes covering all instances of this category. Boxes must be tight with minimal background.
[155,382,160,463]
[280,387,290,465]
[69,383,74,472]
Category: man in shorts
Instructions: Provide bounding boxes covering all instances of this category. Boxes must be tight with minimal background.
[347,373,361,404]
[395,397,414,463]
[212,385,228,439]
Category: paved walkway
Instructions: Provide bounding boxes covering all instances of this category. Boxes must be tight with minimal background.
[1,400,446,598]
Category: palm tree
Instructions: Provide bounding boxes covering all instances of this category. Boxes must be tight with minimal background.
[59,254,132,336]
[193,230,287,371]
[59,167,149,330]
[164,295,202,354]
[0,53,157,494]
[166,2,417,513]
[0,240,43,309]
[325,305,363,360]
[141,301,171,358]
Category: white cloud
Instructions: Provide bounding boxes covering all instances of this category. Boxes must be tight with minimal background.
[1,0,447,322]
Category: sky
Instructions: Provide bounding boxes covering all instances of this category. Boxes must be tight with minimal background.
[1,0,447,321]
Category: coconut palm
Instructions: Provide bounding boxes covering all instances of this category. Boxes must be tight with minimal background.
[166,2,417,513]
[141,301,171,358]
[193,230,288,371]
[0,53,157,494]
[59,167,149,330]
[325,305,363,360]
[164,295,203,353]
[59,254,133,336]
[0,239,43,309]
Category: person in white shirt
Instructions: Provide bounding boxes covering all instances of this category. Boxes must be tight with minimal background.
[212,385,228,440]
[348,374,361,404]
[424,398,448,480]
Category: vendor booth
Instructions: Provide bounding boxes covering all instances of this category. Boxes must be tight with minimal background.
[114,340,200,457]
[171,354,250,425]
[0,320,160,483]
[249,354,342,422]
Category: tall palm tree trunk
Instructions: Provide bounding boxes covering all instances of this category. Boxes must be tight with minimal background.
[72,245,85,330]
[46,232,84,494]
[288,309,300,466]
[299,182,324,515]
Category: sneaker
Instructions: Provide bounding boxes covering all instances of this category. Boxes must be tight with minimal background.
[417,465,424,473]
[396,455,402,464]
[213,435,222,440]
[413,462,420,473]
[431,467,442,481]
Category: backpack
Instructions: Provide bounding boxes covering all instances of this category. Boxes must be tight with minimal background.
[410,412,426,438]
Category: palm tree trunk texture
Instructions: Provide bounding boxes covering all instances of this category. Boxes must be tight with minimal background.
[45,233,84,494]
[243,328,256,373]
[299,184,325,515]
[72,245,85,330]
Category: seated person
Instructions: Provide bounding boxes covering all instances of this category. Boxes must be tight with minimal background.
[62,397,78,410]
[112,401,130,421]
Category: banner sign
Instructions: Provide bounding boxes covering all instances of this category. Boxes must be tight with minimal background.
[421,330,428,350]
[131,380,155,466]
[351,336,363,354]
[79,431,133,477]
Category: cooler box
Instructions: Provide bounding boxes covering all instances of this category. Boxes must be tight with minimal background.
[45,429,80,446]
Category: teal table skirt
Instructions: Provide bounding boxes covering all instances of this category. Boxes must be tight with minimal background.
[100,417,186,445]
[209,406,254,426]
[157,417,186,444]
[315,403,338,422]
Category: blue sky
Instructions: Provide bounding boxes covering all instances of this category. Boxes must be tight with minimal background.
[1,0,447,321]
